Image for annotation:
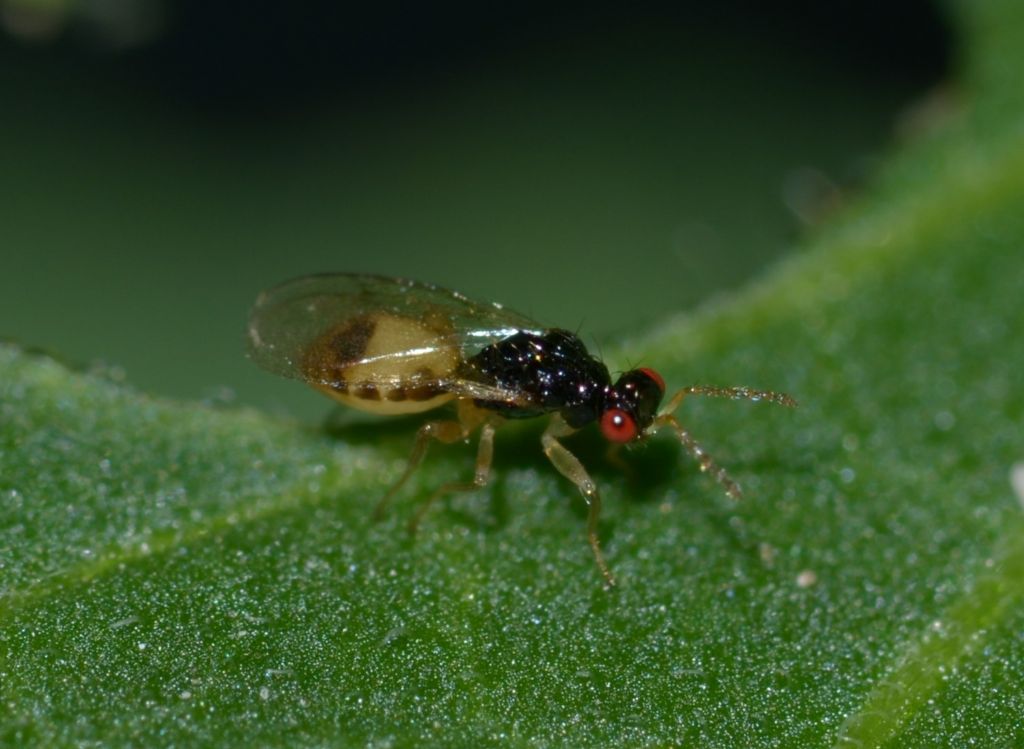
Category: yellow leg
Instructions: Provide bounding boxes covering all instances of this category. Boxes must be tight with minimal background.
[408,421,496,534]
[372,417,467,521]
[541,415,616,587]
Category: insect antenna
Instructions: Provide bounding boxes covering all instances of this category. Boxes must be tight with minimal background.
[654,413,743,499]
[652,385,795,500]
[660,385,796,416]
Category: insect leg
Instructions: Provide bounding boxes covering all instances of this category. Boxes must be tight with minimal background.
[373,418,468,521]
[541,415,616,587]
[407,421,496,534]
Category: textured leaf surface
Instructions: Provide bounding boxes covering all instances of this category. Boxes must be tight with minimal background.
[3,2,1024,746]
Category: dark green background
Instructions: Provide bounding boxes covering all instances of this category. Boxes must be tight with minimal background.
[0,1,947,417]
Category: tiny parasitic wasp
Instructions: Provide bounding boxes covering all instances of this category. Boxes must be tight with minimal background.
[247,273,795,585]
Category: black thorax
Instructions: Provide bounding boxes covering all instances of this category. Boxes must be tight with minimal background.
[462,329,610,427]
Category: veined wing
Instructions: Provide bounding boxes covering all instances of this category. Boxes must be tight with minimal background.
[247,273,544,404]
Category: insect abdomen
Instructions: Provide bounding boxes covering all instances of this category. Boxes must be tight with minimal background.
[302,313,457,415]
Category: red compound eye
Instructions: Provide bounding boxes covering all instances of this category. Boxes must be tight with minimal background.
[600,408,638,443]
[638,367,665,393]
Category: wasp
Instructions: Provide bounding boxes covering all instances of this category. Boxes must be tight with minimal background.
[247,273,795,586]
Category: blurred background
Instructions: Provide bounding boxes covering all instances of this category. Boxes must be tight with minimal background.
[0,0,950,418]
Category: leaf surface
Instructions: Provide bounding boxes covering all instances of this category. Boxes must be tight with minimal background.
[3,2,1024,746]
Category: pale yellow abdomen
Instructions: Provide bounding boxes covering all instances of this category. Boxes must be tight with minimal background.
[302,312,458,415]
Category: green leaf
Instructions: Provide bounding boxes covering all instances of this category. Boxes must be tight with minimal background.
[5,4,1024,747]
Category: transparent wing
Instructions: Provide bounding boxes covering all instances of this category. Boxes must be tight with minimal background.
[246,273,544,403]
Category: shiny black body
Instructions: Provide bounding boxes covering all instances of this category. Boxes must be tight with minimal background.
[461,329,663,433]
[462,329,609,427]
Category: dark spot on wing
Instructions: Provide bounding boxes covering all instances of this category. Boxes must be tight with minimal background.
[302,315,376,386]
[330,316,376,366]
